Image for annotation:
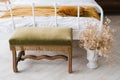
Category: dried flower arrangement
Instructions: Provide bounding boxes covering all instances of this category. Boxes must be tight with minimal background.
[79,17,113,58]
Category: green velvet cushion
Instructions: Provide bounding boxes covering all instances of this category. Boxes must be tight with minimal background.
[9,27,72,46]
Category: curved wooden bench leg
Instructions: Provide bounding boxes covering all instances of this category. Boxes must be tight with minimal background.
[12,49,18,72]
[68,47,72,73]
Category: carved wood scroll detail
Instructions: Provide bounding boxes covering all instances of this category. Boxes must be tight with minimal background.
[21,55,68,61]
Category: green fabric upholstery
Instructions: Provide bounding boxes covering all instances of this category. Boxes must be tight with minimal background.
[9,27,72,46]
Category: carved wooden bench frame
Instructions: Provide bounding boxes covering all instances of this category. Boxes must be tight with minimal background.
[10,45,72,73]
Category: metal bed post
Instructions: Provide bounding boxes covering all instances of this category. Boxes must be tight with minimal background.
[97,5,104,31]
[77,5,80,29]
[93,4,104,31]
[87,3,104,31]
[9,3,15,30]
[32,3,35,27]
[54,2,57,27]
[5,1,10,11]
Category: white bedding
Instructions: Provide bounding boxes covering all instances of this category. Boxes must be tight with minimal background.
[0,16,100,32]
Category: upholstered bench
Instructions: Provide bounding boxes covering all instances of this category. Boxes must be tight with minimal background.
[9,27,72,73]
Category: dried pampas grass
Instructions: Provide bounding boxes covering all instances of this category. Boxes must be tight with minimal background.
[79,17,113,58]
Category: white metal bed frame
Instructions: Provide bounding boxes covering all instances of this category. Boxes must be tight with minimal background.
[7,1,104,30]
[6,0,104,69]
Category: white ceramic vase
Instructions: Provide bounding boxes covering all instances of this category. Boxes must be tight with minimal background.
[87,49,98,69]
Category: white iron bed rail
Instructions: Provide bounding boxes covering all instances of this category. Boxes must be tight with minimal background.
[8,1,104,31]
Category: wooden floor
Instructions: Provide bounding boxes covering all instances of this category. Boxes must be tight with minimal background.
[0,15,120,80]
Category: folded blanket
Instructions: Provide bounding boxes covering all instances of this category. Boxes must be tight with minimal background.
[0,6,99,20]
